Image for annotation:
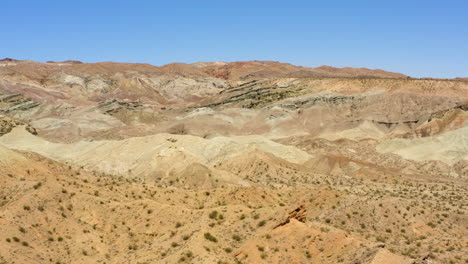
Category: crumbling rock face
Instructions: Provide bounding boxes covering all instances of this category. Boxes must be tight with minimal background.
[274,204,307,228]
[0,93,41,114]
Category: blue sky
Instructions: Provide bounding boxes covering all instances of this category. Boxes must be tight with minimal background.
[1,0,467,78]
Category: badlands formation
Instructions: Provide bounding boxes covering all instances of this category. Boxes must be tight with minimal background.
[0,59,467,264]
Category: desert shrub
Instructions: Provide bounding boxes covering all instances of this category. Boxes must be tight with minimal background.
[376,236,386,242]
[204,232,217,242]
[128,245,137,250]
[209,211,218,219]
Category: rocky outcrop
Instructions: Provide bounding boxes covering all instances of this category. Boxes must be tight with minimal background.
[0,93,41,114]
[0,117,36,136]
[274,205,307,228]
[98,99,143,114]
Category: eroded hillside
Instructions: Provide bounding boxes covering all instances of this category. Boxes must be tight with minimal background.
[0,59,467,264]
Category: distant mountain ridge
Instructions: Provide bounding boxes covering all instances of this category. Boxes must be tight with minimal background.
[0,58,408,80]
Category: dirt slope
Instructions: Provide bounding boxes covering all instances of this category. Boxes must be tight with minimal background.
[0,59,467,264]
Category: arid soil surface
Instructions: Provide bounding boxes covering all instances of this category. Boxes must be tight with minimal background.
[0,59,467,264]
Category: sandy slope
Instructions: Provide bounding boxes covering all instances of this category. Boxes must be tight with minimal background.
[377,126,468,165]
[0,126,311,181]
[0,145,427,264]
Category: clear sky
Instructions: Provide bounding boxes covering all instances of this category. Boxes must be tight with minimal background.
[2,0,467,78]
